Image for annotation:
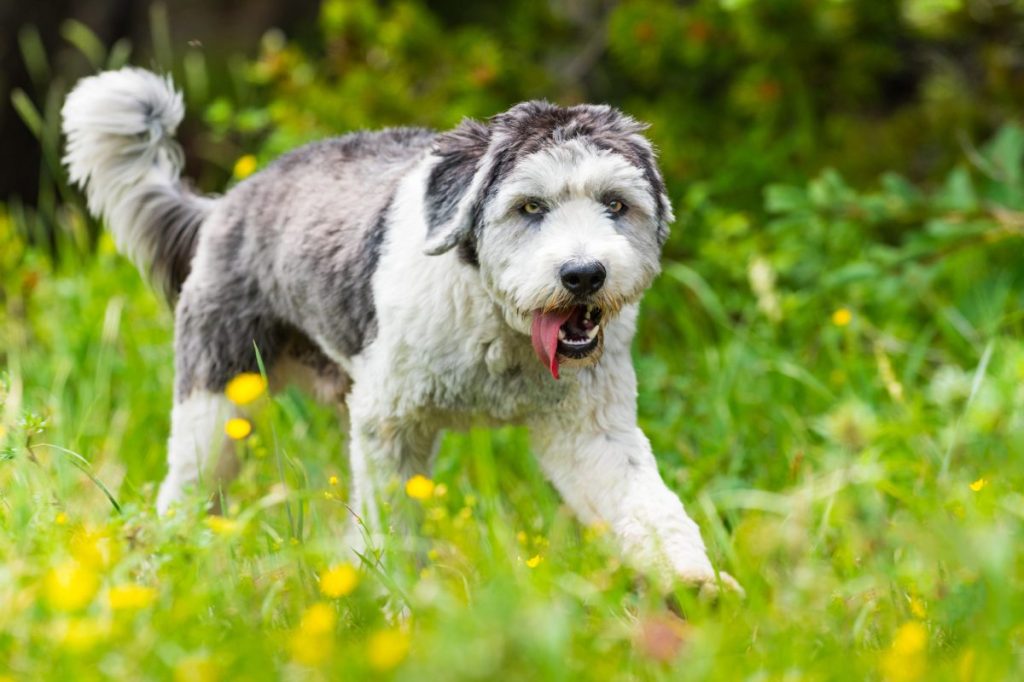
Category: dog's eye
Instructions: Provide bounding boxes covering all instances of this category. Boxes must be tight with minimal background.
[521,200,545,216]
[606,199,627,215]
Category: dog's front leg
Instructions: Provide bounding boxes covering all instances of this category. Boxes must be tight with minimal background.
[344,409,439,560]
[530,392,741,596]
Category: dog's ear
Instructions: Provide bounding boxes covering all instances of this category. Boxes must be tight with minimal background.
[619,124,675,246]
[424,119,494,256]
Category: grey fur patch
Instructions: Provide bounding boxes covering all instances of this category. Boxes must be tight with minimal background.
[137,184,212,301]
[320,195,391,355]
[173,273,286,399]
[174,127,435,397]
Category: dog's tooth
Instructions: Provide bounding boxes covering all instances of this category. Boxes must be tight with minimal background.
[586,324,600,340]
[558,328,567,341]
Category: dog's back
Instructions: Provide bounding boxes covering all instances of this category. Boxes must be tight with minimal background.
[62,68,437,400]
[62,67,434,322]
[197,128,436,358]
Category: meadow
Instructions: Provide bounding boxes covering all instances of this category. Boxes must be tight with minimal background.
[2,1,1024,679]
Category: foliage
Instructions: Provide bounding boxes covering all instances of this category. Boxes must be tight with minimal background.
[3,0,1024,680]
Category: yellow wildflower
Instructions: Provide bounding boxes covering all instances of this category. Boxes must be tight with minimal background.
[290,632,331,666]
[433,482,448,497]
[969,477,987,492]
[55,512,68,525]
[57,616,109,652]
[205,516,241,536]
[328,475,339,486]
[367,629,410,672]
[233,154,258,180]
[525,554,543,568]
[108,584,157,610]
[290,603,336,666]
[319,563,359,598]
[832,308,852,327]
[957,648,975,682]
[45,560,99,611]
[224,417,252,440]
[880,621,927,682]
[300,602,336,635]
[405,475,435,500]
[909,596,926,619]
[71,526,119,569]
[892,621,927,655]
[224,373,266,405]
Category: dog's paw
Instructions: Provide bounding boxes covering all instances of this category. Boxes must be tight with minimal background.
[694,570,745,601]
[156,477,185,516]
[675,566,745,601]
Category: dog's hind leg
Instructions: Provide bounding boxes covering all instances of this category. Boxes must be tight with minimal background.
[156,282,282,514]
[157,390,238,514]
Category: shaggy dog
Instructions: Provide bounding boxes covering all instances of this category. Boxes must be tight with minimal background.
[62,68,739,595]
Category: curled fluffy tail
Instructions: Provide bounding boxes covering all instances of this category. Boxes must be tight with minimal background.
[62,67,215,302]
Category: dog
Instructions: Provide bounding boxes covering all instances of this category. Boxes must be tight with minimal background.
[62,67,740,595]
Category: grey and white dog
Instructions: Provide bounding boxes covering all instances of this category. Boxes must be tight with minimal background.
[63,67,739,594]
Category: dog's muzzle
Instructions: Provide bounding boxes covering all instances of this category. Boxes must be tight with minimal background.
[531,303,603,379]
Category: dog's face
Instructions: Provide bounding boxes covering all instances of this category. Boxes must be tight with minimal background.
[424,102,673,378]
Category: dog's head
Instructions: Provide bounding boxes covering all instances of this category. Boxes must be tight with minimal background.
[424,101,673,379]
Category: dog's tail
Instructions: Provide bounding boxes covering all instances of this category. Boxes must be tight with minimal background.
[62,67,217,302]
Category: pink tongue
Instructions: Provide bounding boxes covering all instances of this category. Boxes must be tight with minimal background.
[531,309,574,380]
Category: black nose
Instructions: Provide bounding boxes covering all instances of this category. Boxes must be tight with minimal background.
[559,261,606,296]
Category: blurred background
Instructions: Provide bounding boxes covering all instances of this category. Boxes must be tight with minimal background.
[1,4,1023,678]
[3,0,1024,489]
[3,0,1024,464]
[4,0,1024,255]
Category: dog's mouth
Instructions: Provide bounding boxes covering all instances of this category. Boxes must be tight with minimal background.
[530,304,603,379]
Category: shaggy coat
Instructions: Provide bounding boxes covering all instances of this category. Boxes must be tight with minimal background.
[62,68,740,595]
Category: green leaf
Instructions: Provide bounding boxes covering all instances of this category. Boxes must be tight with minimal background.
[764,184,809,214]
[17,25,49,89]
[984,124,1024,187]
[938,166,977,212]
[663,262,730,328]
[106,38,133,70]
[821,261,881,288]
[10,89,43,139]
[61,19,107,70]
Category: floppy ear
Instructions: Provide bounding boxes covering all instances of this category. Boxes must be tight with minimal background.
[423,119,494,256]
[623,134,675,246]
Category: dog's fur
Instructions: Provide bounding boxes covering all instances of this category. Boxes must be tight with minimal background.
[62,67,739,593]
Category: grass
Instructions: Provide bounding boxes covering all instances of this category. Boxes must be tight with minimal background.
[1,216,1022,681]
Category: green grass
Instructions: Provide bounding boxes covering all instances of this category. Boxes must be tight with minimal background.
[1,221,1021,681]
